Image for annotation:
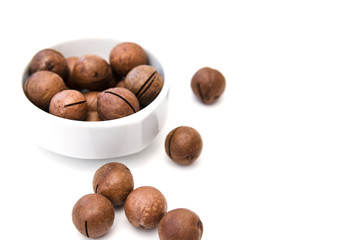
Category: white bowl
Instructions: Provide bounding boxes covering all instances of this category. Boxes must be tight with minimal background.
[21,38,169,159]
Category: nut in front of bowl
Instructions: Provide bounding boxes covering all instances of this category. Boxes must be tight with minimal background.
[23,41,164,121]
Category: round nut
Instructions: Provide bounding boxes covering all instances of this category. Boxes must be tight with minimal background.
[72,193,115,238]
[29,48,69,79]
[165,126,203,165]
[124,65,163,107]
[24,70,66,111]
[124,186,167,229]
[97,87,140,120]
[109,42,148,77]
[191,67,226,104]
[73,54,112,91]
[158,208,203,240]
[93,162,134,207]
[49,90,87,120]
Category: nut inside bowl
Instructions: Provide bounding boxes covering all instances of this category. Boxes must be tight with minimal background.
[21,38,169,159]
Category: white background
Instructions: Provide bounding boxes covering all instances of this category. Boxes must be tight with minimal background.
[1,0,360,239]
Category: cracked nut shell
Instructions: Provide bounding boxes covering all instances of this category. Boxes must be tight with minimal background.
[29,48,69,79]
[93,162,134,207]
[191,67,226,104]
[124,65,163,107]
[49,89,87,120]
[72,193,115,238]
[124,186,167,229]
[109,42,148,77]
[73,54,112,91]
[97,87,140,120]
[24,70,66,111]
[165,126,203,165]
[158,208,203,240]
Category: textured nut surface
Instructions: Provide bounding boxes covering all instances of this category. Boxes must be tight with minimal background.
[86,111,101,121]
[93,162,134,207]
[29,48,69,79]
[165,126,203,165]
[73,54,112,90]
[191,67,226,104]
[97,87,140,120]
[72,193,115,238]
[83,91,100,111]
[124,65,163,107]
[65,56,80,89]
[109,42,148,77]
[49,90,87,120]
[124,186,167,229]
[24,70,66,111]
[158,208,203,240]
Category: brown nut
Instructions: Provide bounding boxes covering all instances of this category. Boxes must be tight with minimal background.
[29,48,69,79]
[72,193,115,238]
[124,65,163,107]
[109,42,148,77]
[73,54,112,91]
[97,87,140,120]
[165,126,203,165]
[65,56,81,89]
[124,186,167,229]
[158,208,203,240]
[83,91,100,111]
[49,90,87,120]
[24,70,66,111]
[86,111,101,121]
[191,67,226,104]
[93,162,134,207]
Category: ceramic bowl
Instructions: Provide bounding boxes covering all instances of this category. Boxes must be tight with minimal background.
[21,38,169,159]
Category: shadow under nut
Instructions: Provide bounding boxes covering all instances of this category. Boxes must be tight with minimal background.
[97,87,140,120]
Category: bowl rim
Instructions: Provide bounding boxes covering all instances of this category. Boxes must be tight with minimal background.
[21,38,169,129]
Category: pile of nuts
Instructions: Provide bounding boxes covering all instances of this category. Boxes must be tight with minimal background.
[24,42,164,121]
[24,41,226,239]
[72,162,203,240]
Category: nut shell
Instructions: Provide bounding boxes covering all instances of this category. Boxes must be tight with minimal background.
[97,87,140,120]
[65,57,80,89]
[165,126,203,165]
[24,70,66,111]
[83,91,100,111]
[72,193,115,238]
[110,42,148,77]
[73,54,112,90]
[86,111,101,121]
[124,186,167,229]
[49,90,87,120]
[29,48,69,79]
[158,208,203,240]
[125,65,163,107]
[191,67,226,104]
[93,162,134,207]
